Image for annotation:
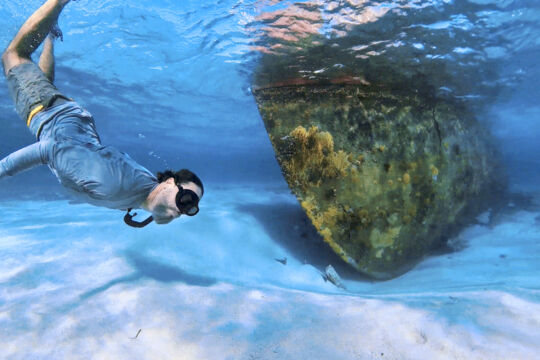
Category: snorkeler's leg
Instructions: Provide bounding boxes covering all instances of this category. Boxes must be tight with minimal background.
[2,0,70,76]
[38,36,55,83]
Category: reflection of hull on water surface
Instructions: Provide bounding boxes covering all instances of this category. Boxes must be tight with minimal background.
[253,82,505,279]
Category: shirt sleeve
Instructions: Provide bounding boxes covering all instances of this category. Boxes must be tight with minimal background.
[0,141,51,180]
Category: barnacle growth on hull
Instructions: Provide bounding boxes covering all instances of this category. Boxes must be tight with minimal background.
[253,85,504,279]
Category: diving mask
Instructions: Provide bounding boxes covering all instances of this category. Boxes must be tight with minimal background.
[175,185,200,216]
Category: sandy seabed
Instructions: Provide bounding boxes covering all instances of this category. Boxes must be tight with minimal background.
[1,185,539,359]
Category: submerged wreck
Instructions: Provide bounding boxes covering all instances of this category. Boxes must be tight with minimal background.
[254,59,511,280]
[253,83,503,279]
[251,1,505,279]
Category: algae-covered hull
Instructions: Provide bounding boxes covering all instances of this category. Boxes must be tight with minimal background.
[253,85,503,279]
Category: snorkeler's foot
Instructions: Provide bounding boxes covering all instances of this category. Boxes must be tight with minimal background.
[50,22,63,41]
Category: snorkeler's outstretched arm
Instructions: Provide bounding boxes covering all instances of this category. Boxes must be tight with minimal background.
[2,0,71,76]
[0,142,51,180]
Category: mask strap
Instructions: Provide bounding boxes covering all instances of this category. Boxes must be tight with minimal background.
[124,208,154,228]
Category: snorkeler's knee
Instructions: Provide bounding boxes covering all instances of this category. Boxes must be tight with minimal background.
[1,49,30,76]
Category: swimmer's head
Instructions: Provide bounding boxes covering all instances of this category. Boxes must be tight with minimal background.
[150,169,204,225]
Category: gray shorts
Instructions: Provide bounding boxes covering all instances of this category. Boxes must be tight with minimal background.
[6,62,69,126]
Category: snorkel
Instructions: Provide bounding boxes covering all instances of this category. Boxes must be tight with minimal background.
[124,209,153,228]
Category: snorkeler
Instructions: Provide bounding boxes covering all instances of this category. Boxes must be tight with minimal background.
[0,0,203,227]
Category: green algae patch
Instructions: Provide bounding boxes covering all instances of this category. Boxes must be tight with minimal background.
[253,85,504,279]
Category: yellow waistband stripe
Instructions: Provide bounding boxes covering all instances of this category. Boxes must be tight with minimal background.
[26,104,45,127]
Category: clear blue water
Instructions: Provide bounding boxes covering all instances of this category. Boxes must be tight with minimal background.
[0,1,539,359]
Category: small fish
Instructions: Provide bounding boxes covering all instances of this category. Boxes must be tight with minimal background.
[275,257,287,265]
[130,329,142,340]
[322,265,346,289]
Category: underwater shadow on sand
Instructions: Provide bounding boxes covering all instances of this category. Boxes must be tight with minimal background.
[236,201,371,282]
[79,250,217,301]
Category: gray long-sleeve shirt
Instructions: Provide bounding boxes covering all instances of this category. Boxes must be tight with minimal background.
[0,102,158,210]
